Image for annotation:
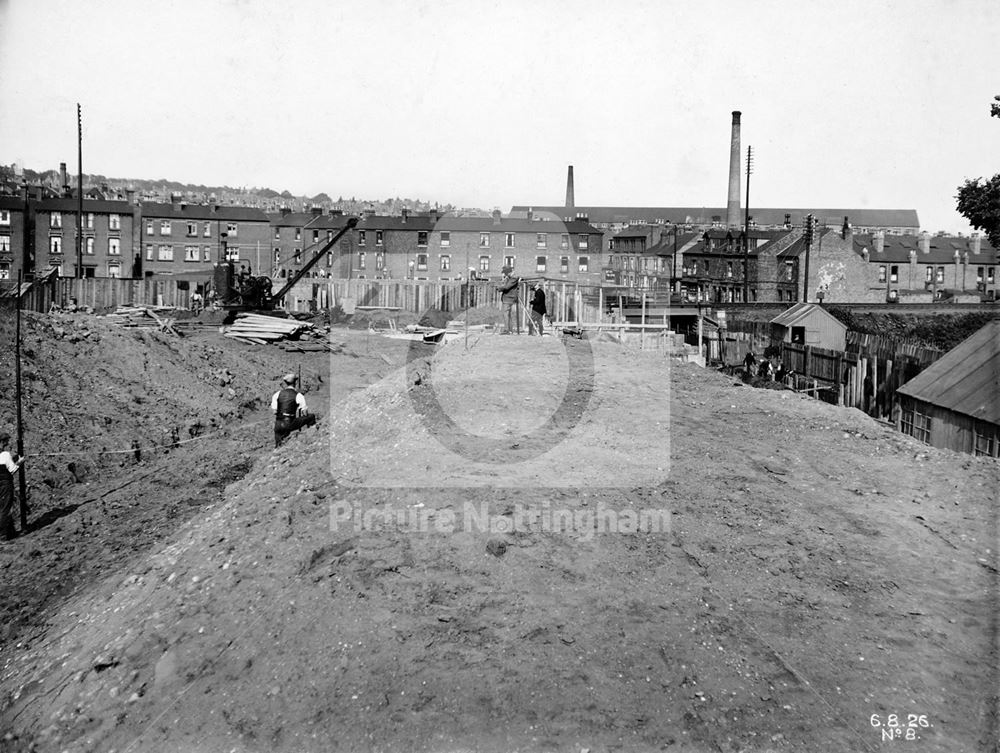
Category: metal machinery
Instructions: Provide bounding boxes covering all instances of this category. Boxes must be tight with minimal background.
[215,216,358,312]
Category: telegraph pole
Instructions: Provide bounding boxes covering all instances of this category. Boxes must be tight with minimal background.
[743,145,753,303]
[76,104,83,278]
[14,271,28,530]
[802,214,814,303]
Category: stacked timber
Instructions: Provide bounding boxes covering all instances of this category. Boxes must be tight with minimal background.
[222,313,343,352]
[104,305,177,327]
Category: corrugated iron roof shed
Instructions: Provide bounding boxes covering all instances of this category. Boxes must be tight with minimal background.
[897,320,1000,424]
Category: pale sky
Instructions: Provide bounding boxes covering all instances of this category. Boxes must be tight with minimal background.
[1,0,997,233]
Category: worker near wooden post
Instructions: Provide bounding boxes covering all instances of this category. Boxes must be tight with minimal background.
[497,266,521,335]
[528,280,546,336]
[271,374,316,448]
[0,432,25,541]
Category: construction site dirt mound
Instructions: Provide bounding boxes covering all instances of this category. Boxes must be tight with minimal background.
[0,325,997,753]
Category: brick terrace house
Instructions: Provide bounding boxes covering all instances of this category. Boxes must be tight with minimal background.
[335,209,604,284]
[32,196,138,278]
[0,195,28,281]
[138,201,270,277]
[679,228,804,303]
[268,207,356,280]
[806,225,998,303]
[605,225,703,288]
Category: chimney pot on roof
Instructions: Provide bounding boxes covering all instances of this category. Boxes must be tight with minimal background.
[527,207,534,221]
[401,208,408,223]
[970,232,981,255]
[60,162,68,193]
[919,231,930,254]
[841,215,852,241]
[492,209,502,225]
[874,230,885,254]
[784,213,791,228]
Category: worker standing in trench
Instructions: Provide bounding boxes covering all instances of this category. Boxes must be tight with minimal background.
[0,432,25,541]
[271,374,316,448]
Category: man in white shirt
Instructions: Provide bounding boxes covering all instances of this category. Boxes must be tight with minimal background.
[271,374,316,448]
[0,432,24,540]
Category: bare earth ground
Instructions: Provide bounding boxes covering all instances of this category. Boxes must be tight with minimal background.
[0,316,997,753]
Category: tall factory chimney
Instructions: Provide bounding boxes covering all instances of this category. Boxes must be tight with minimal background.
[565,165,575,211]
[726,111,742,228]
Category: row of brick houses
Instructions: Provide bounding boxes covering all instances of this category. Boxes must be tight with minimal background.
[603,220,999,304]
[0,193,608,286]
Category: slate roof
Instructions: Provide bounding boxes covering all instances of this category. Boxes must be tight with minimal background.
[139,202,269,222]
[510,206,920,229]
[770,302,846,330]
[897,321,1000,425]
[854,233,1000,264]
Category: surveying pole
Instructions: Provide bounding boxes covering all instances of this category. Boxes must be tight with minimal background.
[15,270,28,530]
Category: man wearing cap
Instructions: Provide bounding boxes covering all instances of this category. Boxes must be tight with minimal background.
[271,374,316,448]
[497,266,521,335]
[528,280,547,336]
[0,432,24,541]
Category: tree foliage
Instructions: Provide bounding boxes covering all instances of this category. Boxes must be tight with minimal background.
[955,95,1000,247]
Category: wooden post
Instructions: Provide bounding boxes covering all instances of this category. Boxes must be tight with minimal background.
[803,345,812,380]
[836,353,844,405]
[14,271,28,530]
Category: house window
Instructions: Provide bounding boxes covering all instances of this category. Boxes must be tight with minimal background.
[376,252,384,271]
[0,263,9,279]
[901,407,931,444]
[479,255,490,273]
[926,266,934,282]
[878,265,886,283]
[578,256,589,272]
[108,238,120,256]
[294,228,301,241]
[51,212,62,228]
[974,424,996,457]
[203,247,211,261]
[203,222,211,237]
[726,261,733,278]
[785,261,794,281]
[293,249,302,265]
[536,233,547,249]
[777,290,784,302]
[560,256,569,273]
[185,246,200,262]
[145,244,154,260]
[561,234,569,249]
[536,256,547,272]
[187,222,198,237]
[358,251,366,269]
[0,210,9,225]
[505,233,515,248]
[889,265,898,283]
[0,237,8,253]
[376,231,383,246]
[504,255,515,270]
[159,220,171,235]
[579,235,589,250]
[418,231,428,247]
[84,213,94,230]
[274,227,281,240]
[108,261,121,278]
[85,237,95,255]
[358,231,366,246]
[440,254,451,272]
[109,214,120,230]
[274,249,281,265]
[225,246,239,262]
[479,233,490,247]
[158,245,173,261]
[936,266,944,283]
[989,267,996,283]
[440,231,450,247]
[416,253,428,271]
[313,230,320,243]
[227,223,238,237]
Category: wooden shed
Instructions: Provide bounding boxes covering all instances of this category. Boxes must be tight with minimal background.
[770,303,847,351]
[896,320,1000,457]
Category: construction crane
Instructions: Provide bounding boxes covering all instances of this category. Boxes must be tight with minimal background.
[216,216,358,312]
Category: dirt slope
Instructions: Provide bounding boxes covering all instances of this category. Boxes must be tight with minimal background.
[0,329,997,753]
